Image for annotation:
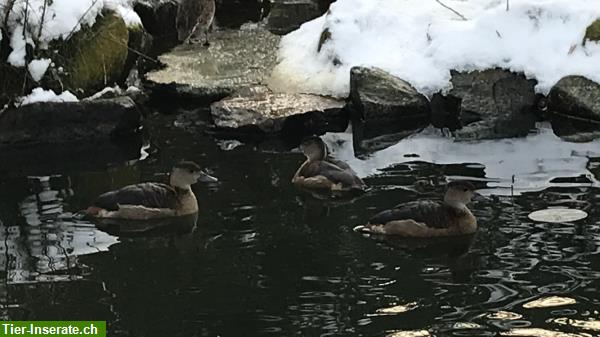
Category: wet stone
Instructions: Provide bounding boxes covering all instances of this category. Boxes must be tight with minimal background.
[146,27,280,104]
[210,86,347,135]
[0,96,142,146]
[549,75,600,123]
[265,0,323,35]
[448,69,538,140]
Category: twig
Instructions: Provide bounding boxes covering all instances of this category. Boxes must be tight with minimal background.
[36,0,48,45]
[434,0,467,21]
[21,0,30,95]
[65,0,100,41]
[107,33,161,64]
[506,0,510,11]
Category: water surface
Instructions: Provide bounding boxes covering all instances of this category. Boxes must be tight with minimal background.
[1,113,600,337]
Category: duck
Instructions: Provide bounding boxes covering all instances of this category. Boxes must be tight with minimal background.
[292,136,366,194]
[176,0,216,45]
[355,181,478,237]
[86,161,217,220]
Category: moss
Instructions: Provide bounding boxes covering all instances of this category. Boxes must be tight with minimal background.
[60,11,129,93]
[584,19,600,43]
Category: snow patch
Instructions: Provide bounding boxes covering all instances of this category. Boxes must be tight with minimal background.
[270,0,600,97]
[20,88,79,106]
[28,59,51,82]
[1,0,140,67]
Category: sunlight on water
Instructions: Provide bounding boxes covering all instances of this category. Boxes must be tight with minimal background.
[387,330,430,337]
[523,296,577,309]
[372,302,418,315]
[500,328,591,337]
[552,317,600,331]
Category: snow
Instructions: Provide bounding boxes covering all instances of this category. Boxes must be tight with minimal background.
[28,59,51,82]
[321,124,600,196]
[1,0,141,68]
[270,0,600,97]
[19,88,79,106]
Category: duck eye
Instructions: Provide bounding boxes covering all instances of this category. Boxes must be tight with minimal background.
[188,169,194,173]
[463,188,468,192]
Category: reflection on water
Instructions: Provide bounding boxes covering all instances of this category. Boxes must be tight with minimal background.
[323,123,600,195]
[7,176,118,283]
[0,115,599,337]
[523,296,577,309]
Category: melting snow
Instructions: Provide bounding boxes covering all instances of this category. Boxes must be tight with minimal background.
[270,0,600,97]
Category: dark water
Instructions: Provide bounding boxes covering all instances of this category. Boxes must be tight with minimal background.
[1,110,600,337]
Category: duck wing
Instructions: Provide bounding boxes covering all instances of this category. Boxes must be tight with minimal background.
[368,200,450,228]
[92,183,179,211]
[302,160,365,190]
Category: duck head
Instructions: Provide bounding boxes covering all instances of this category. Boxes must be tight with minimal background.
[300,136,327,162]
[443,181,477,209]
[170,161,218,189]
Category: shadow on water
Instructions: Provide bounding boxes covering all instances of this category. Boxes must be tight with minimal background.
[0,112,600,336]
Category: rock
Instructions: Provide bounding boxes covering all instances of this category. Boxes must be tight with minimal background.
[584,19,600,44]
[549,75,600,123]
[216,0,269,28]
[210,86,346,136]
[265,0,323,35]
[0,96,142,146]
[134,0,179,52]
[146,27,280,104]
[349,67,430,138]
[0,63,24,108]
[447,69,537,140]
[60,11,129,95]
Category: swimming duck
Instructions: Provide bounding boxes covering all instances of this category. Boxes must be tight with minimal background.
[292,136,366,193]
[176,0,216,45]
[355,181,477,237]
[86,161,217,220]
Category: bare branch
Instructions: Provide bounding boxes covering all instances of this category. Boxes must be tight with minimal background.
[65,0,100,41]
[434,0,467,21]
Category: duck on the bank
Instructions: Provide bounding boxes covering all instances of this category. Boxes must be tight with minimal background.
[355,181,478,237]
[86,161,217,220]
[292,136,366,194]
[176,0,216,45]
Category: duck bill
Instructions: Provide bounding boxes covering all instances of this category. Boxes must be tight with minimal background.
[198,170,218,183]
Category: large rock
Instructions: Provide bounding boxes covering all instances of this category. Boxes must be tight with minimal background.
[265,0,323,35]
[549,75,600,122]
[548,75,600,138]
[0,97,142,146]
[210,86,346,136]
[146,27,280,104]
[349,67,430,138]
[445,69,537,140]
[60,11,130,94]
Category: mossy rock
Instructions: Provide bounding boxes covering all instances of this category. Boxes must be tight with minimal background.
[584,19,600,43]
[60,11,129,94]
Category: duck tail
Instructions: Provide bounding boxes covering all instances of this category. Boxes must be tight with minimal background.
[353,223,386,234]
